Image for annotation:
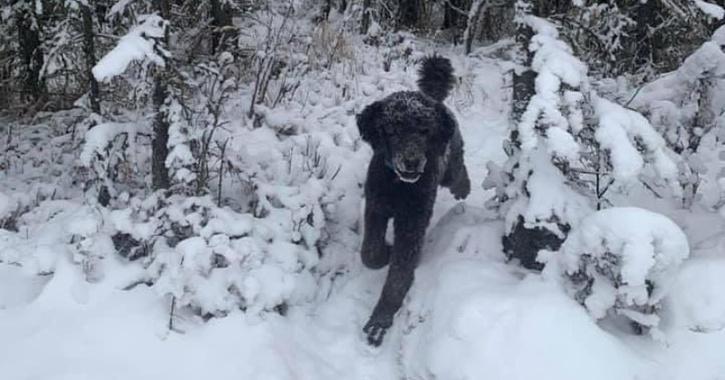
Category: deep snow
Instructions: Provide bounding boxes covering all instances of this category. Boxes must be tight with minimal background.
[2,40,725,380]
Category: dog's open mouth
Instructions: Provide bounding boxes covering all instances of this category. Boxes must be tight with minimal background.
[395,169,422,183]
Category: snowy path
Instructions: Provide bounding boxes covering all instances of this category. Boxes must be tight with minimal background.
[2,59,725,380]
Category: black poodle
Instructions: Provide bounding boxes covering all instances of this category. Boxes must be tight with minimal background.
[356,55,470,346]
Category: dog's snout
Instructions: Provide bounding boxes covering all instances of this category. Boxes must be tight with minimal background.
[403,157,420,170]
[398,154,426,173]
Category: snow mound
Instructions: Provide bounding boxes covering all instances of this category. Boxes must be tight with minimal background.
[402,261,648,380]
[667,258,725,333]
[550,207,689,338]
[0,191,19,222]
[396,208,647,380]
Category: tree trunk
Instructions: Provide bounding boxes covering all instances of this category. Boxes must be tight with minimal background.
[396,0,419,30]
[463,0,486,54]
[511,2,536,133]
[81,3,101,114]
[16,6,45,101]
[360,0,372,34]
[210,0,234,55]
[152,0,171,190]
[321,0,332,21]
[631,0,661,73]
[445,0,469,44]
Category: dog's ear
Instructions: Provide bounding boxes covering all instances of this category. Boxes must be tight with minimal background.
[435,103,456,141]
[357,101,383,148]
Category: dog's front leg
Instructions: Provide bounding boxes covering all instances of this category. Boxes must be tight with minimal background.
[360,201,392,269]
[363,208,429,346]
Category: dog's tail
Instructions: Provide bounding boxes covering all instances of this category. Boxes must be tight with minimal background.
[417,55,454,102]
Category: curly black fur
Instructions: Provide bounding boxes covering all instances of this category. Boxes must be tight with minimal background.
[356,55,470,346]
[417,54,455,102]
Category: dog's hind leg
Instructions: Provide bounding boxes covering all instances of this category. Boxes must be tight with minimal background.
[361,202,392,270]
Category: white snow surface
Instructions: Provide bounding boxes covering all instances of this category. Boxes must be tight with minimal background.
[694,0,725,19]
[3,27,725,380]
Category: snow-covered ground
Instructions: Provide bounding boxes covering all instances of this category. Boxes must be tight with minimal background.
[2,38,725,380]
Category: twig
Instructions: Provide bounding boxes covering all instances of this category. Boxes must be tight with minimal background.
[217,138,229,207]
[640,179,663,199]
[624,85,644,108]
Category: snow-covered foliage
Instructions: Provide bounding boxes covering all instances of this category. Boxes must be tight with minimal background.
[631,25,725,207]
[0,198,111,281]
[68,3,376,318]
[595,97,677,181]
[76,117,145,205]
[489,15,677,269]
[563,2,635,76]
[163,97,196,188]
[5,1,725,379]
[109,193,320,316]
[544,207,690,339]
[93,14,168,82]
[489,15,593,250]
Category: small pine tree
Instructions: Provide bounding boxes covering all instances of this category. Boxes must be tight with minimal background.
[486,12,677,270]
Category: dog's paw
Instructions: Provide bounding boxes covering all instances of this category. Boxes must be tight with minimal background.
[451,174,471,200]
[361,243,392,270]
[363,315,393,347]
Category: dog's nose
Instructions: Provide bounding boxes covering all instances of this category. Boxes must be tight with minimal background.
[403,157,420,171]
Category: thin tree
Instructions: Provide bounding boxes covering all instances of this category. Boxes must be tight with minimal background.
[152,0,172,190]
[80,3,100,114]
[16,3,45,102]
[210,0,234,55]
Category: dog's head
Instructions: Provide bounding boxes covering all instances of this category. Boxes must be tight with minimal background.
[356,92,455,183]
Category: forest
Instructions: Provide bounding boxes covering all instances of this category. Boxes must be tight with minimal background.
[1,0,725,379]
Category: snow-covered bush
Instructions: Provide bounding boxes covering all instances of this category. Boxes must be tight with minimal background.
[486,15,678,269]
[543,207,690,339]
[106,114,357,317]
[631,25,725,208]
[0,199,111,282]
[78,119,140,204]
[1,1,397,327]
[109,193,320,317]
[165,51,239,195]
